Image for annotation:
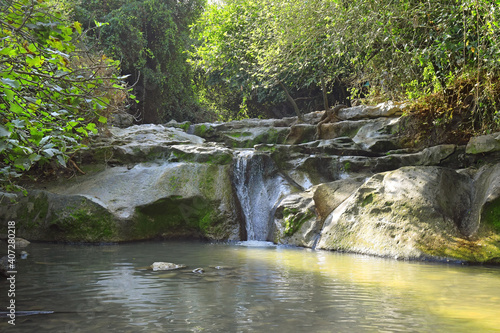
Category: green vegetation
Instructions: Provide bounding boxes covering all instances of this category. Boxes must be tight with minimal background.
[190,0,500,138]
[0,0,132,190]
[482,197,500,232]
[74,0,206,123]
[283,207,314,236]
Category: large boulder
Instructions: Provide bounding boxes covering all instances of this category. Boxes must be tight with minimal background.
[316,166,500,262]
[1,161,240,242]
[273,178,365,247]
[0,190,117,242]
[47,162,240,241]
[466,132,500,154]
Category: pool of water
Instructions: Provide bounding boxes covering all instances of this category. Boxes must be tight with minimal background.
[1,241,500,332]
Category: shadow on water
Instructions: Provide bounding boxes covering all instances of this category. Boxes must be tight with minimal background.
[1,241,500,332]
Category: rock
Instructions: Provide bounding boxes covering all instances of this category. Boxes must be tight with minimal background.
[15,237,30,248]
[285,123,316,144]
[466,132,500,154]
[273,192,317,247]
[169,144,233,165]
[316,166,500,262]
[0,256,9,277]
[220,126,289,148]
[0,190,117,242]
[192,267,205,274]
[463,164,500,237]
[312,178,366,222]
[151,262,186,271]
[318,119,372,140]
[92,124,205,164]
[337,101,405,120]
[45,162,240,241]
[352,117,402,152]
[273,178,365,247]
[109,111,135,128]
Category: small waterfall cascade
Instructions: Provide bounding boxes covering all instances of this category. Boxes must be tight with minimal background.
[233,150,291,241]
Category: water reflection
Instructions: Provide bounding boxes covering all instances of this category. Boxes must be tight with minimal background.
[1,241,499,332]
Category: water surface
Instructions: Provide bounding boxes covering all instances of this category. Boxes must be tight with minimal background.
[1,241,499,332]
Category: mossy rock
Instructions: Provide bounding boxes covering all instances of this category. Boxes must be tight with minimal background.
[131,196,230,240]
[0,190,117,242]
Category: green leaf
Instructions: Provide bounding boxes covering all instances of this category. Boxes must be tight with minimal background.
[4,89,15,102]
[98,116,107,124]
[56,155,67,168]
[11,119,26,128]
[26,56,44,67]
[0,125,11,138]
[42,148,59,158]
[1,78,20,89]
[85,123,98,134]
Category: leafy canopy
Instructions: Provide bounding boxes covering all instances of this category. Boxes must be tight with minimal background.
[0,0,130,190]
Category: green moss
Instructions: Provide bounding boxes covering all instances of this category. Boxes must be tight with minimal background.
[194,124,210,137]
[227,131,252,138]
[283,207,314,236]
[343,161,351,173]
[482,197,500,232]
[171,150,232,165]
[257,145,277,153]
[418,233,500,263]
[361,193,374,207]
[133,196,221,239]
[24,194,50,229]
[179,122,191,132]
[55,205,116,242]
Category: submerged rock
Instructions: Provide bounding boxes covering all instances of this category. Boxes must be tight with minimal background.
[151,262,186,271]
[15,237,30,248]
[192,267,205,274]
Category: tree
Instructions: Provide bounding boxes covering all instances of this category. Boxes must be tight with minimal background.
[75,0,206,123]
[0,0,131,190]
[191,0,500,133]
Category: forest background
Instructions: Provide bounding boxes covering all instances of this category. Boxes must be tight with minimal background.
[1,0,500,190]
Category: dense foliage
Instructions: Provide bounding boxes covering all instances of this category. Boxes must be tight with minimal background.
[0,0,130,190]
[74,0,206,123]
[191,0,500,136]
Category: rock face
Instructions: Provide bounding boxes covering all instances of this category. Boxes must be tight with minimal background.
[2,101,500,263]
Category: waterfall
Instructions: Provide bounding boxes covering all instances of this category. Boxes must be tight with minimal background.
[233,150,291,241]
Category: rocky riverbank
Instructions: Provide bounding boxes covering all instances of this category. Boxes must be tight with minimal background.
[1,101,500,263]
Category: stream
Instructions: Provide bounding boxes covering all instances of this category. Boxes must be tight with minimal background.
[1,241,500,332]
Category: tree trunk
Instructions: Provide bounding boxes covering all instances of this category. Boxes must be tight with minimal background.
[321,75,329,111]
[278,81,302,120]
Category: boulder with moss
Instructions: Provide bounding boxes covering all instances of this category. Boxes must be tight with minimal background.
[315,166,500,263]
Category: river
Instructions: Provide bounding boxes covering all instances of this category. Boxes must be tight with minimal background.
[1,241,499,332]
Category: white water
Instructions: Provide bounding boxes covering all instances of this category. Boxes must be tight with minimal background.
[233,150,292,241]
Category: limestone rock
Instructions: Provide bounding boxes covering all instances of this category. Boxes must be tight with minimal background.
[44,162,240,241]
[15,237,30,248]
[109,111,135,128]
[0,190,116,242]
[337,101,405,120]
[273,178,364,247]
[273,192,317,247]
[463,164,500,238]
[151,262,186,271]
[92,124,205,164]
[466,132,500,154]
[316,166,483,261]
